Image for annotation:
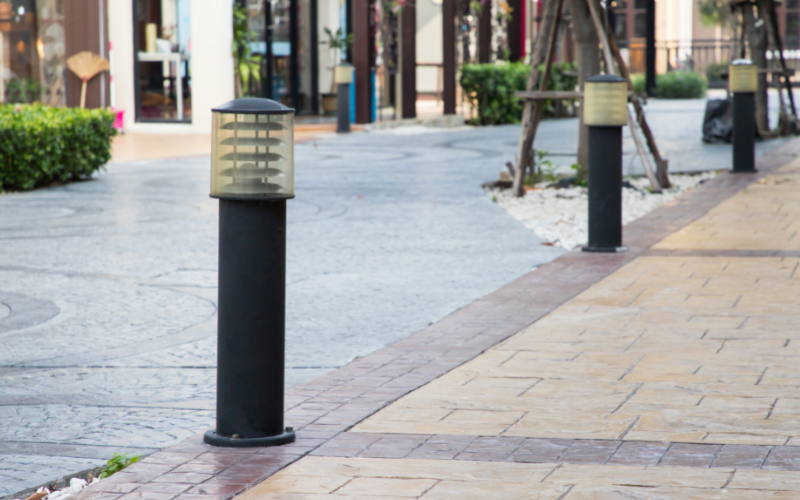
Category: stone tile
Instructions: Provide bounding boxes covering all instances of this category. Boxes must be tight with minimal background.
[559,440,621,465]
[764,446,800,470]
[607,441,670,466]
[140,454,202,466]
[151,473,214,484]
[659,443,722,468]
[134,484,192,494]
[87,482,141,494]
[170,463,228,475]
[116,493,177,500]
[184,483,248,496]
[510,438,573,463]
[712,445,771,469]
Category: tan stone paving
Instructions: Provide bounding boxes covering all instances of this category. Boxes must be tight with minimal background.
[352,163,800,446]
[232,162,800,496]
[654,160,800,251]
[237,456,800,499]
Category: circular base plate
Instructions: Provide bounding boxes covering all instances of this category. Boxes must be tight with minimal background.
[203,429,296,448]
[582,245,628,253]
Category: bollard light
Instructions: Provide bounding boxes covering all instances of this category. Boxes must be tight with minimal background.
[583,74,628,127]
[582,74,628,253]
[729,59,757,173]
[205,97,296,448]
[335,63,353,133]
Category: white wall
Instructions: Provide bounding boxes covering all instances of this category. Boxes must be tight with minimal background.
[190,0,234,131]
[108,0,234,134]
[318,0,342,96]
[417,0,442,93]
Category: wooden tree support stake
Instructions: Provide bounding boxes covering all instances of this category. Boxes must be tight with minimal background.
[512,0,670,196]
[511,0,566,197]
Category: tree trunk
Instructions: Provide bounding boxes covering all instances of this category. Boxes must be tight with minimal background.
[743,3,769,134]
[569,0,601,168]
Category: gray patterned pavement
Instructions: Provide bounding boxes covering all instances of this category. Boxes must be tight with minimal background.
[0,100,791,498]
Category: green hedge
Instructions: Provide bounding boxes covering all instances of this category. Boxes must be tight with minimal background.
[631,71,707,98]
[0,104,116,192]
[460,62,578,126]
[705,62,727,83]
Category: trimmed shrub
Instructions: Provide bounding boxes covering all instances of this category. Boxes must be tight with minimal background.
[706,62,727,83]
[630,71,707,99]
[0,104,116,192]
[656,70,707,98]
[460,62,578,126]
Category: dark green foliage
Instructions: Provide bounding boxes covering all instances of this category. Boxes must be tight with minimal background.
[99,453,140,479]
[525,149,558,185]
[631,73,646,94]
[5,78,41,104]
[571,163,588,187]
[630,71,707,99]
[0,104,116,192]
[655,71,707,98]
[460,62,579,126]
[706,62,727,82]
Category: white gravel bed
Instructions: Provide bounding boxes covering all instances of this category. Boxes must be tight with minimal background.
[488,171,718,250]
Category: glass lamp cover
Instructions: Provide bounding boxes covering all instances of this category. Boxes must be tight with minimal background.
[729,60,757,94]
[584,75,628,127]
[211,110,294,199]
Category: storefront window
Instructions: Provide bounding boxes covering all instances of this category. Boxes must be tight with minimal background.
[243,0,314,113]
[0,0,65,105]
[133,0,191,122]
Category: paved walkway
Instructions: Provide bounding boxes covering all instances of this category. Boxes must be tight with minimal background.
[0,126,560,498]
[69,139,800,499]
[0,100,794,498]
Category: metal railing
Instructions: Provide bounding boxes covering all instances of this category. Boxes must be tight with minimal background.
[619,38,800,86]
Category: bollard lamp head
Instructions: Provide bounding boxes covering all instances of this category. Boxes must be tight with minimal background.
[210,98,295,200]
[334,64,354,85]
[729,59,758,94]
[584,74,628,127]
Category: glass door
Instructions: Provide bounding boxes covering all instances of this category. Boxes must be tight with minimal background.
[243,0,315,113]
[133,0,191,122]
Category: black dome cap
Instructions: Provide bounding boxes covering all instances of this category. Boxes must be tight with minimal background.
[586,74,626,83]
[212,98,294,115]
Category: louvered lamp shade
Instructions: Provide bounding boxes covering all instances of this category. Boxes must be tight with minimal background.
[210,98,295,199]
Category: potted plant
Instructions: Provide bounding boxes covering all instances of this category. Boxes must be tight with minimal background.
[320,27,354,114]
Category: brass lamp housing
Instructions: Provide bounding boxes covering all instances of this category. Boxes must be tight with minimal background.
[334,64,353,85]
[210,98,295,199]
[584,74,628,127]
[729,59,757,93]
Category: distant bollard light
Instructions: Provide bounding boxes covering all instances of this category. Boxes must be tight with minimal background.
[729,59,757,173]
[335,63,353,134]
[205,97,296,448]
[582,74,628,253]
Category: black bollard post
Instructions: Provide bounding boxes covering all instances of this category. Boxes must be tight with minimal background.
[335,64,353,133]
[729,59,757,174]
[204,98,297,448]
[581,74,629,253]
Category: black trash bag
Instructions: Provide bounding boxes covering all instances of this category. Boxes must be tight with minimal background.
[702,98,733,143]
